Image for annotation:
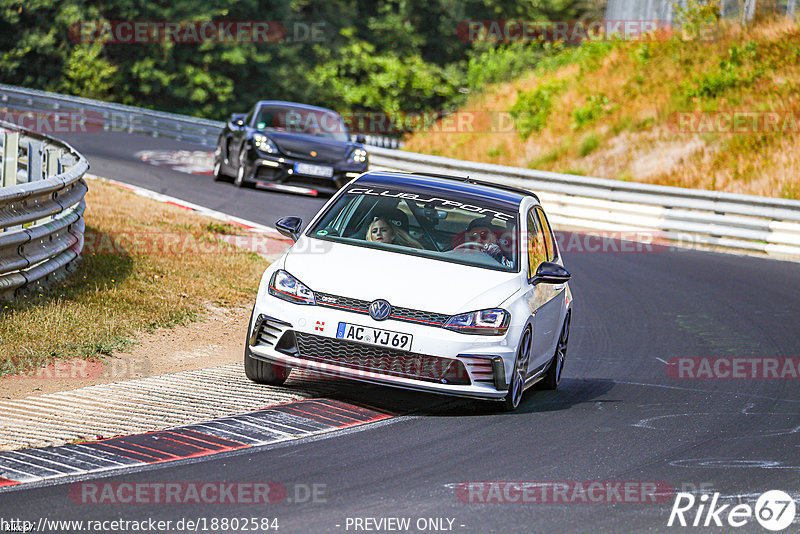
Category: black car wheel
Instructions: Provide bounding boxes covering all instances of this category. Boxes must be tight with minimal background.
[234,145,249,187]
[244,308,290,386]
[538,312,570,390]
[212,143,225,181]
[501,327,532,412]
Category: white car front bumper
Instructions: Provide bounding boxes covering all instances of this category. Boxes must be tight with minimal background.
[248,292,522,400]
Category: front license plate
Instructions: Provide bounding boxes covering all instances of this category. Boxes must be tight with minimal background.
[294,162,333,177]
[336,322,412,350]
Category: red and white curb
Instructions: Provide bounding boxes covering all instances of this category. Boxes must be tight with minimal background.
[0,398,392,490]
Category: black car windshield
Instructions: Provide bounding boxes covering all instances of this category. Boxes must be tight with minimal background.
[255,105,349,142]
[308,185,520,272]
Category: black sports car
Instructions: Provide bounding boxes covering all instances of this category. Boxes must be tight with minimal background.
[213,101,368,195]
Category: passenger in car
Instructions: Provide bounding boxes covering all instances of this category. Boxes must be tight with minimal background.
[366,217,423,249]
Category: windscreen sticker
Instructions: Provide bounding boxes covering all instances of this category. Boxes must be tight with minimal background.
[347,187,513,221]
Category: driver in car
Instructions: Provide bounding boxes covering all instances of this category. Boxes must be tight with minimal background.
[464,217,513,268]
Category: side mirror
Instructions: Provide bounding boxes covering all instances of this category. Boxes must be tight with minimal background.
[355,134,366,144]
[531,261,571,286]
[231,113,246,128]
[275,216,303,242]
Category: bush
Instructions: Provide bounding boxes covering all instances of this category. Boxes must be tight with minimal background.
[579,133,600,156]
[572,93,610,129]
[466,42,545,90]
[674,0,722,41]
[509,80,566,139]
[685,41,760,99]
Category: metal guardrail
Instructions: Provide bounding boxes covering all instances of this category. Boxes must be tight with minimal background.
[0,83,401,149]
[0,120,88,299]
[2,83,798,260]
[0,83,221,146]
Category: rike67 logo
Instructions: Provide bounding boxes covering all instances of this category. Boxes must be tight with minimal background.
[668,490,796,531]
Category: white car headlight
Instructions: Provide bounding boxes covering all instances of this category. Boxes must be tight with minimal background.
[268,270,316,305]
[347,148,368,165]
[444,308,510,336]
[254,133,279,154]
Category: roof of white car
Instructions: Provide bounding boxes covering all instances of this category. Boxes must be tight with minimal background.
[354,171,538,209]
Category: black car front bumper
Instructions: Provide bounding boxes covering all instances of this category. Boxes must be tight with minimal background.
[247,148,366,195]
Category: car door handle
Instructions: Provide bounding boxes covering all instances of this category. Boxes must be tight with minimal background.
[553,284,565,291]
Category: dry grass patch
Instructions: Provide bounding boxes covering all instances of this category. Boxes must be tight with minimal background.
[0,179,269,376]
[404,17,800,198]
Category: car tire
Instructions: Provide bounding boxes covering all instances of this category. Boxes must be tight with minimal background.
[500,327,532,412]
[244,309,290,386]
[212,143,225,182]
[234,145,249,187]
[538,312,570,390]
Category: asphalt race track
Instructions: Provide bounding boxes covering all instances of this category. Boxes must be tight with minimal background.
[1,132,798,532]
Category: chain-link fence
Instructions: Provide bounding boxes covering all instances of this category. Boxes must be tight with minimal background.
[606,0,796,24]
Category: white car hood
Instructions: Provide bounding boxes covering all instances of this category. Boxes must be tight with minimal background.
[283,238,521,315]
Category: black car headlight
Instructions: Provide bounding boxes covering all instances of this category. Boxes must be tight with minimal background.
[268,270,316,305]
[347,148,368,165]
[444,309,510,336]
[254,133,279,155]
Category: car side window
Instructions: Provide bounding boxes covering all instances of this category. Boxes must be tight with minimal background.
[527,209,547,278]
[535,207,557,262]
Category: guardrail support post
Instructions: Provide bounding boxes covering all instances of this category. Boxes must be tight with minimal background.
[1,131,19,187]
[39,148,62,224]
[23,141,46,228]
[45,147,60,177]
[27,141,43,183]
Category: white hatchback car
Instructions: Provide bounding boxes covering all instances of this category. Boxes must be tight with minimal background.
[245,171,572,410]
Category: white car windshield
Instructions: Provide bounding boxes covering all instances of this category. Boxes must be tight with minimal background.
[308,185,519,272]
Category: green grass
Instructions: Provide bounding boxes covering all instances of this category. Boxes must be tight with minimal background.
[510,80,566,139]
[579,133,601,157]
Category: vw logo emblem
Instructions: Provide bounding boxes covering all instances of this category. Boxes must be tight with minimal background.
[369,299,392,321]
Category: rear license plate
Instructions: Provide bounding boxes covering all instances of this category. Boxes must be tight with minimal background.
[336,322,412,350]
[294,162,333,177]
